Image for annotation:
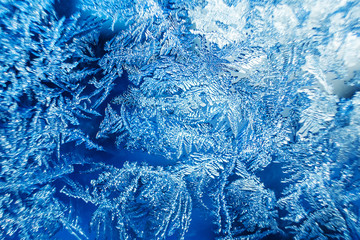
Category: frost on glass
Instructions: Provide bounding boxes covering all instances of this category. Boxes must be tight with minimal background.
[278,93,360,239]
[61,163,192,240]
[225,178,278,239]
[1,0,360,239]
[0,0,112,238]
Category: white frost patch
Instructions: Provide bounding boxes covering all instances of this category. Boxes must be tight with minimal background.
[304,0,348,24]
[272,5,298,35]
[188,0,249,48]
[339,33,360,76]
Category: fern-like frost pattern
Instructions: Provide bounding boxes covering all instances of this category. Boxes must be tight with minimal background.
[1,0,360,239]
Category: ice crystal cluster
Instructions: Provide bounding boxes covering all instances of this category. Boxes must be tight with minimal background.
[1,0,360,239]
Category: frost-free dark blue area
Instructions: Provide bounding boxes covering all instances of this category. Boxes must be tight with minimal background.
[1,0,360,239]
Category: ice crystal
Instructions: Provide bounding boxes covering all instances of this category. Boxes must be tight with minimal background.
[61,163,192,240]
[1,0,360,239]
